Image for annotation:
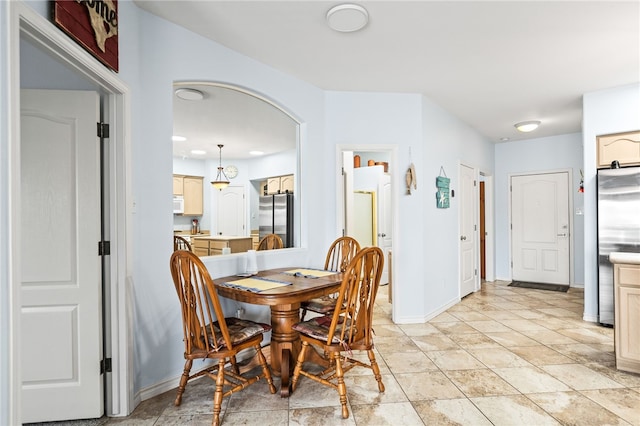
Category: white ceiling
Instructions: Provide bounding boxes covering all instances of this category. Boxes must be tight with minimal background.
[172,83,298,160]
[137,1,640,158]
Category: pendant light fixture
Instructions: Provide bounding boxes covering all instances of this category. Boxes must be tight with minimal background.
[211,144,230,190]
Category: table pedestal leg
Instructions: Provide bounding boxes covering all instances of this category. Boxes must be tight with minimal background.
[269,304,301,397]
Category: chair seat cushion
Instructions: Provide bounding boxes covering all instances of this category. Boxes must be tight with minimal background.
[206,318,271,350]
[292,315,351,344]
[301,296,338,314]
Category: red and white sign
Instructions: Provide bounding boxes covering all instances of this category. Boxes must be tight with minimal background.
[54,0,119,72]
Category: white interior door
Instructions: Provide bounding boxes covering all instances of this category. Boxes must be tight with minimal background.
[216,185,246,235]
[353,191,376,246]
[511,172,570,284]
[459,164,478,297]
[342,151,355,237]
[377,174,392,284]
[20,89,103,422]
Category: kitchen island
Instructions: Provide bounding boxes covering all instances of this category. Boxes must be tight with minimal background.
[191,235,253,256]
[609,252,640,374]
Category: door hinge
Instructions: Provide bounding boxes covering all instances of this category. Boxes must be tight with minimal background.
[100,358,112,374]
[97,122,110,138]
[98,241,111,256]
[474,180,477,186]
[475,269,477,276]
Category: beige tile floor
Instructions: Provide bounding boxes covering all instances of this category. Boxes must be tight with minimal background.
[35,281,640,426]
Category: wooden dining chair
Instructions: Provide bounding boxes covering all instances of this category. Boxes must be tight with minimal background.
[169,250,276,426]
[257,233,283,250]
[290,246,385,419]
[173,235,192,251]
[299,236,360,320]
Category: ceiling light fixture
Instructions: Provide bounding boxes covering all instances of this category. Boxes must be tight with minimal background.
[514,120,541,133]
[249,150,264,156]
[211,144,230,191]
[326,4,369,33]
[175,88,204,101]
[190,149,206,155]
[172,135,186,142]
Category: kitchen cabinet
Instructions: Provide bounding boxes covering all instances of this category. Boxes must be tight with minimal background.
[192,236,253,256]
[263,174,294,195]
[597,131,640,169]
[610,252,640,374]
[173,175,203,215]
[173,176,184,195]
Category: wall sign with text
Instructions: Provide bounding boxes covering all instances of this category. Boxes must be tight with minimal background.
[54,0,119,72]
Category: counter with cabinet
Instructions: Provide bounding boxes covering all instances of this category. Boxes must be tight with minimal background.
[191,236,253,256]
[609,252,640,374]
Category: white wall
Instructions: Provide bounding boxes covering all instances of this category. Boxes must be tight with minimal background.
[132,8,330,392]
[326,92,494,322]
[582,83,640,322]
[494,133,585,284]
[421,96,494,316]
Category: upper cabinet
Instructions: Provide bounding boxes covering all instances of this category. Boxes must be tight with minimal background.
[173,175,184,195]
[597,130,640,169]
[263,174,294,195]
[173,174,203,215]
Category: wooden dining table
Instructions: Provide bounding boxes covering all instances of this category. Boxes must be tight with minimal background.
[213,267,343,397]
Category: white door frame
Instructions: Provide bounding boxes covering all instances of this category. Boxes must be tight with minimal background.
[481,173,495,282]
[336,144,398,320]
[7,4,133,424]
[507,168,574,285]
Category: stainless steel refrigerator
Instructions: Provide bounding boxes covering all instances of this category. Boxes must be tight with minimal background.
[259,193,294,248]
[597,166,640,326]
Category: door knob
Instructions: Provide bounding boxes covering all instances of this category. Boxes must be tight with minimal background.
[460,236,467,241]
[378,233,386,237]
[557,233,567,237]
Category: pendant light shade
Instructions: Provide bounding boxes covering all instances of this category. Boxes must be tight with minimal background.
[211,144,230,190]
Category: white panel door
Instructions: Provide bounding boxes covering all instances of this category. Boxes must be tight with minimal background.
[459,164,477,297]
[377,174,392,285]
[511,172,570,284]
[20,89,103,422]
[217,185,245,236]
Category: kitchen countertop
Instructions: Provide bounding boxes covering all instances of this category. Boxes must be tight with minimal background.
[609,252,640,265]
[191,235,252,241]
[174,230,210,236]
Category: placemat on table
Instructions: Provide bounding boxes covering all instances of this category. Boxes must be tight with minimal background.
[283,268,337,278]
[221,276,292,292]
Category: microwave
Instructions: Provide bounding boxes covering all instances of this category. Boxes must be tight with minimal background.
[173,195,184,214]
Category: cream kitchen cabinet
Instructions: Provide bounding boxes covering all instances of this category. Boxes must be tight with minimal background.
[192,236,253,256]
[610,252,640,374]
[173,175,203,215]
[173,175,184,195]
[263,174,294,195]
[597,131,640,169]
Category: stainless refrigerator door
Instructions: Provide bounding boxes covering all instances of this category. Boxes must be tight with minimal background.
[273,194,291,247]
[597,167,640,326]
[258,195,273,240]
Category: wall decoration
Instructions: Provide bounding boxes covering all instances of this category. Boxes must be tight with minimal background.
[54,0,119,72]
[436,167,450,208]
[405,163,417,194]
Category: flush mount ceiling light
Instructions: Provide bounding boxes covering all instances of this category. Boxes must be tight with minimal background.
[211,144,230,191]
[515,120,541,133]
[326,4,369,32]
[175,88,204,101]
[172,135,186,142]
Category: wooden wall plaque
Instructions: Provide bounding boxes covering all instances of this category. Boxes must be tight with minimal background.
[54,0,119,72]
